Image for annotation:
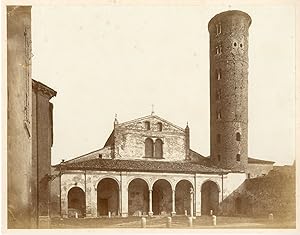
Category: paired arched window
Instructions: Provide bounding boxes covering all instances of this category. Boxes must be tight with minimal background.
[145,138,163,159]
[154,139,163,159]
[145,138,154,158]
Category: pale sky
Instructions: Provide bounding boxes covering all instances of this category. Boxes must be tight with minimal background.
[31,3,295,165]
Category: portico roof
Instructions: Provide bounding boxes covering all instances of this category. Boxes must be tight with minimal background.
[59,158,231,174]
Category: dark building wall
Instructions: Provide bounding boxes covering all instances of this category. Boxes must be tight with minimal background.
[209,10,251,171]
[7,6,33,229]
[32,80,56,220]
[219,165,296,218]
[50,168,61,218]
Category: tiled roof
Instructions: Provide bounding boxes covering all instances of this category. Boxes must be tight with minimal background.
[248,157,275,164]
[60,158,230,174]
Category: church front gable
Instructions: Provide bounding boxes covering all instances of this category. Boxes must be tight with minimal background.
[113,115,187,161]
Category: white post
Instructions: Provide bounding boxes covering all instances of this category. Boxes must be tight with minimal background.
[188,217,193,227]
[171,190,176,216]
[148,190,153,216]
[108,211,111,218]
[166,217,172,228]
[212,215,217,226]
[141,217,146,228]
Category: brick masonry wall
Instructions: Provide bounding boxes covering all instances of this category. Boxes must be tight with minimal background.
[209,11,251,171]
[114,115,187,161]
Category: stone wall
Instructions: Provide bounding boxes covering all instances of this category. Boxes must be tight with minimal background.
[246,163,274,178]
[219,165,295,218]
[114,115,187,161]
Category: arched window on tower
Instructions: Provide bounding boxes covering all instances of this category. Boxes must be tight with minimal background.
[145,138,154,158]
[236,154,241,162]
[217,70,221,80]
[236,132,241,141]
[217,110,222,120]
[154,139,163,159]
[216,89,221,100]
[217,134,221,144]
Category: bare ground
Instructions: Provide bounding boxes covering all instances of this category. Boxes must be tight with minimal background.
[50,215,296,229]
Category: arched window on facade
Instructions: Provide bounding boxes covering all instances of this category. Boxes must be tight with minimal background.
[145,138,154,158]
[157,122,163,131]
[236,132,241,141]
[154,139,163,159]
[145,121,150,130]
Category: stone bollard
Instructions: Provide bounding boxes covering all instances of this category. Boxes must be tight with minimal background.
[212,215,217,226]
[108,211,111,218]
[75,212,78,219]
[210,210,213,216]
[141,217,147,228]
[184,210,187,216]
[268,213,274,222]
[188,217,193,227]
[166,217,172,228]
[138,211,142,217]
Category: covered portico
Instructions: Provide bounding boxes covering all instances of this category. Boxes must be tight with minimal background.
[58,159,246,218]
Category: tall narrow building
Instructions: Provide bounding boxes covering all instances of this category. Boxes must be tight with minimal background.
[208,10,251,171]
[7,6,33,228]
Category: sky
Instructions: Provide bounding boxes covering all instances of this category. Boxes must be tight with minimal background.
[31,3,296,165]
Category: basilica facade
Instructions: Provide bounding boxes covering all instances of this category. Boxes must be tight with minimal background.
[51,114,273,218]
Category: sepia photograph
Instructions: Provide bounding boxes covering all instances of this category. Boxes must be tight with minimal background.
[2,0,298,231]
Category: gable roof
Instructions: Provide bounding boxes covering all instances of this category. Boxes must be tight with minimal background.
[58,158,230,174]
[119,114,185,132]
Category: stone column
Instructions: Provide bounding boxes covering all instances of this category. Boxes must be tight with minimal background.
[121,177,128,217]
[148,189,153,216]
[195,182,201,216]
[171,190,176,216]
[119,189,122,216]
[190,187,194,217]
[85,175,93,217]
[89,178,97,217]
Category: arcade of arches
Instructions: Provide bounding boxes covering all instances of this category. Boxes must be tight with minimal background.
[60,171,245,218]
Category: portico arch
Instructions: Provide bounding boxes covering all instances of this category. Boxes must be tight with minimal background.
[128,178,149,215]
[152,179,172,215]
[67,187,86,217]
[97,178,119,216]
[175,180,193,215]
[201,180,220,215]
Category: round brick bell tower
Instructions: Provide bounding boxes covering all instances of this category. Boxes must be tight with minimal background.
[208,10,251,171]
